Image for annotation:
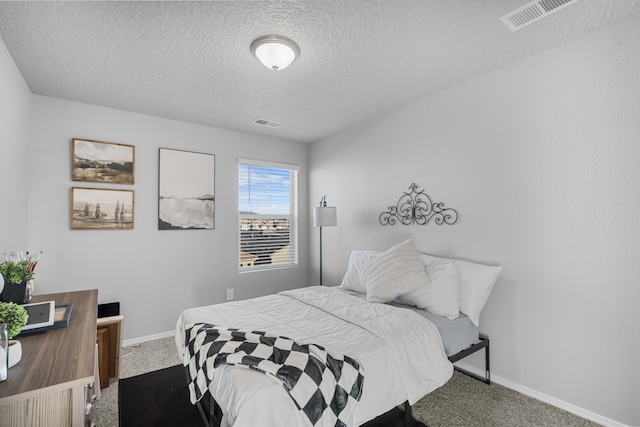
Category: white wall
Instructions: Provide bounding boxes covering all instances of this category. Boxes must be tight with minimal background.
[0,38,32,250]
[310,14,640,427]
[26,96,310,341]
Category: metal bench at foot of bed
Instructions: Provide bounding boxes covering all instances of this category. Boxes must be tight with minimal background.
[447,334,490,384]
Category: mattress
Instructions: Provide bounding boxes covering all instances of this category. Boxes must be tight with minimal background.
[336,287,479,357]
[402,307,479,357]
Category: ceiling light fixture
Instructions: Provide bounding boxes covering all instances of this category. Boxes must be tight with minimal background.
[250,35,299,71]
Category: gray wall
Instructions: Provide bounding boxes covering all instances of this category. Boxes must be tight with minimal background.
[309,14,640,427]
[0,39,31,250]
[24,96,310,341]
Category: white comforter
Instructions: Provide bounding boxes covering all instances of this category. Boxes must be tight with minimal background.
[175,286,453,427]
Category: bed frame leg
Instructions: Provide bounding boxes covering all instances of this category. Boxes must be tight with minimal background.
[449,335,491,385]
[195,400,211,427]
[404,401,412,425]
[184,365,221,427]
[485,336,491,384]
[401,337,492,427]
[403,401,428,427]
[194,393,222,427]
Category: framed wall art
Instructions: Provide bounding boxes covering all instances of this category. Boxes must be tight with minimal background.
[72,138,135,184]
[71,187,134,230]
[158,148,215,230]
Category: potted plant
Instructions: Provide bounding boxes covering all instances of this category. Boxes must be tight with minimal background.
[0,251,41,303]
[0,259,34,285]
[0,301,28,368]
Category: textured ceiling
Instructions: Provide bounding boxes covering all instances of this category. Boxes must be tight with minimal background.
[1,1,639,143]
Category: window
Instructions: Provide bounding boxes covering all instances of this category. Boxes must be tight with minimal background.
[238,159,298,271]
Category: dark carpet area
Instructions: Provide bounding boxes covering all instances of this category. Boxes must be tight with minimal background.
[119,365,203,427]
[118,364,424,427]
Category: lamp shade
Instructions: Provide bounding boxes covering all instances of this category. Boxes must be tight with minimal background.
[251,35,299,71]
[313,206,337,227]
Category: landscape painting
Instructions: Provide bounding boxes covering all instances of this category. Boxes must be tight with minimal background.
[72,139,135,184]
[71,187,134,230]
[158,148,215,230]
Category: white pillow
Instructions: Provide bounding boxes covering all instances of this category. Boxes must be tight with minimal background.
[456,259,502,326]
[426,254,502,326]
[397,256,461,319]
[361,240,428,303]
[340,250,378,294]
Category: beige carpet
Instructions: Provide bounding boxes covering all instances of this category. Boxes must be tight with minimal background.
[93,336,601,427]
[411,369,601,427]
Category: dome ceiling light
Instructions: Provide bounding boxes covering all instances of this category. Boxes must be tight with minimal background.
[250,35,300,71]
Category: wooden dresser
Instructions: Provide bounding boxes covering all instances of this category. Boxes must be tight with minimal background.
[0,290,98,427]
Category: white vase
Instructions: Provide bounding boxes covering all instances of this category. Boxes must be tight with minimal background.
[8,340,22,368]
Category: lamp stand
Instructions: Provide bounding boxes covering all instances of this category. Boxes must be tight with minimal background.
[313,195,337,287]
[319,226,324,286]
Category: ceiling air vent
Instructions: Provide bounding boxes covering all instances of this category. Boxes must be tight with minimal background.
[500,0,580,31]
[252,118,283,129]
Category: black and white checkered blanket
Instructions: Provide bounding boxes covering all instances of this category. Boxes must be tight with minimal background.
[183,322,364,427]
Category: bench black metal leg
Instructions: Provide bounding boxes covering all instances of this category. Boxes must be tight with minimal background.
[449,335,491,385]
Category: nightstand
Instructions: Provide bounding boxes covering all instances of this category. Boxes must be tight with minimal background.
[96,314,123,388]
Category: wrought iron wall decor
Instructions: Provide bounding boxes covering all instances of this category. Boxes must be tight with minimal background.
[379,183,459,226]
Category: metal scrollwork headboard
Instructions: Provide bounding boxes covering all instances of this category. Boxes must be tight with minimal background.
[379,183,459,226]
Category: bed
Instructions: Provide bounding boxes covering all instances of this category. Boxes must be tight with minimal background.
[175,240,501,427]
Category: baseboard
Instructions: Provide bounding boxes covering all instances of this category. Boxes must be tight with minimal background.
[123,329,175,347]
[454,361,627,427]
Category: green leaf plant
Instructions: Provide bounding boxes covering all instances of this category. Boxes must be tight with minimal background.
[0,260,34,285]
[0,302,29,339]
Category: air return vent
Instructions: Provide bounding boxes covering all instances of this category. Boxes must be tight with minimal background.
[252,118,283,128]
[500,0,580,31]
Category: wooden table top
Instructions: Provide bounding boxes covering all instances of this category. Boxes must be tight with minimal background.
[0,289,98,401]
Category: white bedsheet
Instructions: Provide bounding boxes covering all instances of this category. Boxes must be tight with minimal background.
[175,286,453,427]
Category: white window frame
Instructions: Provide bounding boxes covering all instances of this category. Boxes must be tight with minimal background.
[238,158,299,272]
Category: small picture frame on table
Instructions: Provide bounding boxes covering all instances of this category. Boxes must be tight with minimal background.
[52,304,73,329]
[20,301,55,332]
[18,303,73,335]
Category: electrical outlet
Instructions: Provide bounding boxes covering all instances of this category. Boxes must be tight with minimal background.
[226,288,234,301]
